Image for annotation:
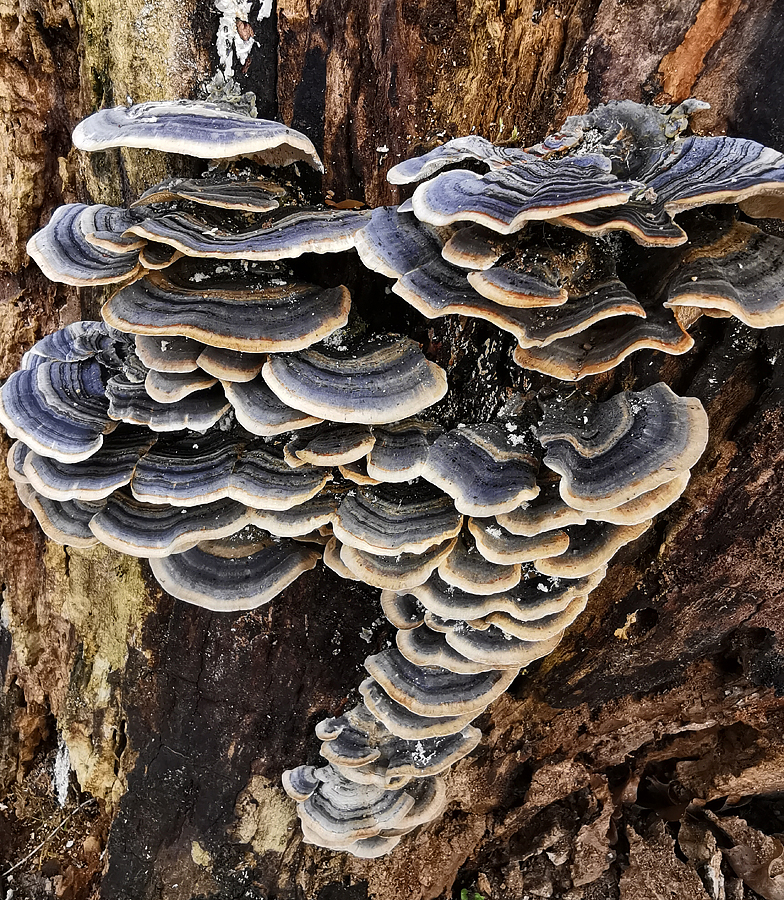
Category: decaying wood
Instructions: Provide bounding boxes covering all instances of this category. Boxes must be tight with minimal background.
[2,1,784,898]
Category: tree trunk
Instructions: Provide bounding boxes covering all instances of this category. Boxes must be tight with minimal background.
[2,1,784,898]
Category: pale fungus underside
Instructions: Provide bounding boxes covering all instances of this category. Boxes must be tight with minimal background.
[6,95,784,856]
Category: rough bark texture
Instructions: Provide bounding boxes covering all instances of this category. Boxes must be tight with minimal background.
[2,1,784,899]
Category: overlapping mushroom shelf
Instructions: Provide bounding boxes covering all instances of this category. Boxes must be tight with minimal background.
[356,98,784,380]
[6,95,782,858]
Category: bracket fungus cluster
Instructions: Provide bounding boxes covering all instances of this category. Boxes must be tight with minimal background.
[4,94,784,857]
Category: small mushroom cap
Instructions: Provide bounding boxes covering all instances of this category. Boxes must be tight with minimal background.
[127,207,367,261]
[512,307,693,381]
[6,440,31,484]
[322,536,360,581]
[137,241,182,269]
[135,335,203,373]
[26,204,142,286]
[359,677,483,739]
[495,483,589,535]
[409,567,607,623]
[262,336,448,425]
[89,492,253,557]
[338,459,383,486]
[591,471,691,525]
[437,532,521,595]
[283,765,321,801]
[105,373,230,432]
[410,158,638,234]
[441,224,515,270]
[538,383,708,511]
[387,135,532,184]
[0,360,114,463]
[437,621,564,669]
[285,423,375,467]
[72,100,325,171]
[223,374,323,436]
[467,517,570,564]
[332,482,463,557]
[130,433,331,509]
[555,202,688,248]
[364,648,517,717]
[23,321,126,367]
[23,426,157,501]
[422,424,539,517]
[250,492,340,537]
[395,624,501,674]
[466,266,567,308]
[365,419,444,483]
[16,483,104,547]
[339,537,457,590]
[380,591,426,630]
[103,269,352,353]
[354,207,444,279]
[534,520,652,578]
[479,593,589,641]
[79,204,146,252]
[133,175,286,213]
[195,346,265,382]
[663,221,784,327]
[148,533,320,611]
[144,368,218,403]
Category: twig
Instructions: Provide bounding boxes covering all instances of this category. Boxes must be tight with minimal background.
[1,798,96,879]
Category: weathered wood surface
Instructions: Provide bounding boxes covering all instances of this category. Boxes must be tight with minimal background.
[2,1,784,898]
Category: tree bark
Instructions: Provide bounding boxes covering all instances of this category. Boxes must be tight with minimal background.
[2,1,784,899]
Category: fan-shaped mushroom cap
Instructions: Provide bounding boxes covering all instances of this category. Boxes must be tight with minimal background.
[387,135,531,184]
[89,492,253,557]
[16,483,104,547]
[592,471,691,525]
[148,533,320,611]
[23,321,127,367]
[359,677,480,738]
[512,307,693,380]
[365,648,517,717]
[409,567,607,623]
[395,624,500,674]
[262,336,448,425]
[129,433,330,509]
[467,517,569,564]
[333,482,463,557]
[534,520,652,578]
[7,441,31,484]
[380,591,426,630]
[664,221,784,327]
[79,204,146,252]
[0,360,115,463]
[72,100,325,171]
[496,483,589,535]
[322,536,360,581]
[133,175,286,212]
[437,532,521,594]
[338,459,382,485]
[134,335,203,373]
[144,368,218,402]
[23,427,156,501]
[250,492,341,537]
[422,424,539,517]
[537,383,708,511]
[365,419,444,483]
[435,621,564,669]
[354,207,443,279]
[223,374,323,435]
[650,135,784,214]
[555,202,688,248]
[282,765,321,801]
[195,346,265,382]
[137,241,182,269]
[410,158,638,233]
[103,269,351,353]
[284,423,375,467]
[466,266,567,308]
[317,704,481,780]
[478,594,589,642]
[105,374,230,432]
[26,204,142,286]
[127,207,367,261]
[292,765,446,848]
[339,537,457,590]
[441,224,514,270]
